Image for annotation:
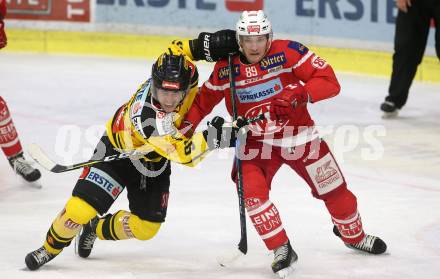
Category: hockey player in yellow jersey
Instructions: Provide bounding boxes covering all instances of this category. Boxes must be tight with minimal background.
[25,30,239,271]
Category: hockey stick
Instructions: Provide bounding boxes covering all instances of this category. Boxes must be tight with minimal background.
[218,53,248,267]
[27,144,149,173]
[27,114,268,174]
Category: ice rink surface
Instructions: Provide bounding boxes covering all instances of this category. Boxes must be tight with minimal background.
[0,53,439,279]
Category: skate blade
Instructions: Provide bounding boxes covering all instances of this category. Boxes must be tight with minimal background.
[29,183,42,189]
[381,111,399,119]
[23,180,42,189]
[276,263,296,279]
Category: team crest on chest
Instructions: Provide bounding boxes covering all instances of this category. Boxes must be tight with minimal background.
[244,102,289,135]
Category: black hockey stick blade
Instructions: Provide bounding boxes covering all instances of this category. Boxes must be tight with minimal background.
[238,234,248,254]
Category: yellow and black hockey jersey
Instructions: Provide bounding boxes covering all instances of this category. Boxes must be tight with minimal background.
[105,41,209,167]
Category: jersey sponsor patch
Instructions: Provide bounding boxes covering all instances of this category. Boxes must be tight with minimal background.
[155,112,177,136]
[121,213,135,238]
[259,52,286,70]
[64,218,81,230]
[81,167,123,200]
[112,105,126,133]
[248,201,284,240]
[130,82,151,138]
[217,64,240,80]
[305,153,343,195]
[288,41,309,55]
[311,55,328,69]
[236,78,283,103]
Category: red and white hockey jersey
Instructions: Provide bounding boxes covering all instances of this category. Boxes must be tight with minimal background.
[184,40,341,146]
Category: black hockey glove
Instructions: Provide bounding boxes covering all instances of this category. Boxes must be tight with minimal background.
[191,29,239,62]
[203,116,244,150]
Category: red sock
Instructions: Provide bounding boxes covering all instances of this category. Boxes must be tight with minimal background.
[325,188,365,244]
[0,97,23,158]
[247,199,288,250]
[332,210,365,244]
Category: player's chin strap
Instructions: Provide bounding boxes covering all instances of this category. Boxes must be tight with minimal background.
[26,113,269,174]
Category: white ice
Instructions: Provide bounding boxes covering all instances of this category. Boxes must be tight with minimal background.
[0,53,439,279]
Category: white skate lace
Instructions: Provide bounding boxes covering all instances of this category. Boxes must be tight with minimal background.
[34,247,54,264]
[82,232,97,249]
[81,220,98,249]
[13,158,37,176]
[351,235,376,252]
[274,244,289,262]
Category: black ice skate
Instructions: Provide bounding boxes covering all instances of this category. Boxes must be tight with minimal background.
[77,216,99,258]
[333,226,387,254]
[9,152,41,182]
[25,246,57,270]
[380,101,399,118]
[271,241,298,278]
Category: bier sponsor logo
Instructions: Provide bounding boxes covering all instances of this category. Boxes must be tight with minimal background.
[217,65,239,80]
[260,52,286,70]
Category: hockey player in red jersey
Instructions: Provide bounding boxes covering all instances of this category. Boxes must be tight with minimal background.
[181,10,387,277]
[1,2,41,182]
[0,97,42,182]
[0,0,7,49]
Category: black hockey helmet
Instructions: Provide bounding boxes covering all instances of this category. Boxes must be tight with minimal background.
[151,53,192,95]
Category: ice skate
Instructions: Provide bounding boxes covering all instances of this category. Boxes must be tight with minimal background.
[77,216,99,258]
[9,152,41,184]
[271,241,298,278]
[333,226,387,254]
[25,246,57,270]
[380,101,399,119]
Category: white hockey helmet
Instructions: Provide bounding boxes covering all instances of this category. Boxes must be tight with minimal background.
[235,10,273,48]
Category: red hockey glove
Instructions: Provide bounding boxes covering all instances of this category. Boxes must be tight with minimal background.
[270,84,309,121]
